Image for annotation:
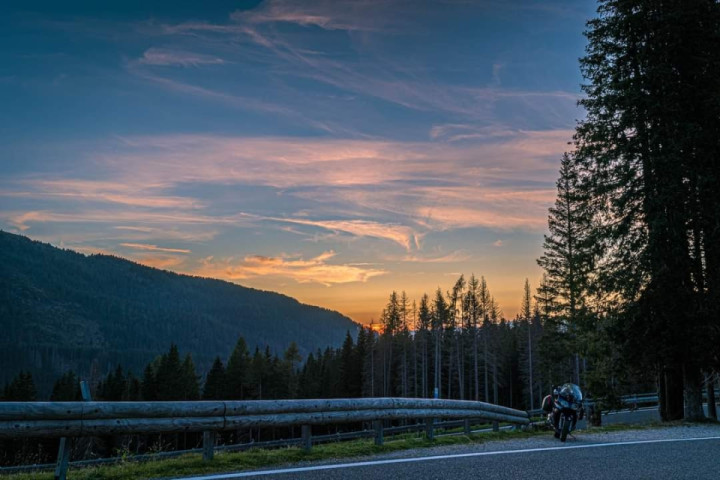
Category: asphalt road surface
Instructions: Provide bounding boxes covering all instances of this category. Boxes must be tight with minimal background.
[175,424,720,480]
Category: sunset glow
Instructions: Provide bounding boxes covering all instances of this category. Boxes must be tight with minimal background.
[0,0,595,323]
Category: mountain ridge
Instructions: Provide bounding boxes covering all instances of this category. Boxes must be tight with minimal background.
[0,231,359,395]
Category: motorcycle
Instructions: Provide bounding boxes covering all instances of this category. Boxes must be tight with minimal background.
[544,383,584,442]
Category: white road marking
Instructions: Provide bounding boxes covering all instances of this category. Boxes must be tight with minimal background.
[176,435,720,479]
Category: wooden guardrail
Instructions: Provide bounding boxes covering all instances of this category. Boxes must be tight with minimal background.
[0,397,530,478]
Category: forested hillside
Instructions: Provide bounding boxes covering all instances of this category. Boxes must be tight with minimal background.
[0,231,358,395]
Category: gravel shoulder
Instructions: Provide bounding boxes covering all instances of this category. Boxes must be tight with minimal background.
[290,422,720,466]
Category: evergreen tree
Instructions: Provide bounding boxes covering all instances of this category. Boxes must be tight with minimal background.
[250,347,269,400]
[575,0,720,420]
[99,365,127,401]
[125,372,141,401]
[537,152,597,389]
[156,344,185,401]
[417,294,432,398]
[339,332,359,397]
[181,354,200,400]
[283,342,302,398]
[463,275,481,401]
[141,363,158,401]
[3,371,36,401]
[537,153,595,327]
[50,371,81,401]
[203,357,227,400]
[225,337,251,400]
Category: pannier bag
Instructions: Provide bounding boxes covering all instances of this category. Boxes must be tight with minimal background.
[541,394,553,412]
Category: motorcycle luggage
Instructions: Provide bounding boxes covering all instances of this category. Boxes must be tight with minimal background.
[541,394,553,412]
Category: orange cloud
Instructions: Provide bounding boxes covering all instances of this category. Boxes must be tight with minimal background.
[134,255,187,270]
[190,251,386,286]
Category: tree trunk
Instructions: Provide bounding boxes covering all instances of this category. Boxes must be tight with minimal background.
[474,329,479,401]
[705,373,717,420]
[493,355,498,405]
[684,363,704,421]
[660,366,685,421]
[528,325,534,410]
[484,334,489,402]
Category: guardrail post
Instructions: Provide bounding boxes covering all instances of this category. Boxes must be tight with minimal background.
[301,425,312,452]
[492,421,499,432]
[54,380,92,480]
[373,420,383,446]
[464,419,471,435]
[54,437,71,480]
[203,431,216,461]
[425,418,434,441]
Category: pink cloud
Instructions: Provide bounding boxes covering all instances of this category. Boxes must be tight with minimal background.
[272,218,420,251]
[119,242,191,254]
[5,179,204,209]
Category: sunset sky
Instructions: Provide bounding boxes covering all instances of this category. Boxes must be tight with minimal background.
[0,0,595,324]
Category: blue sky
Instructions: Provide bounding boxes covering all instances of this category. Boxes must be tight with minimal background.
[0,0,596,322]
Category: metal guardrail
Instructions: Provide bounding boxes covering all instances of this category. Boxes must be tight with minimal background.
[0,398,529,439]
[0,397,529,477]
[0,418,508,475]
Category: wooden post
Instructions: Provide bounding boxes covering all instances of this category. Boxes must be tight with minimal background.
[492,421,499,432]
[80,381,91,402]
[464,419,471,435]
[54,437,71,480]
[425,418,434,441]
[301,424,312,452]
[373,420,383,446]
[55,380,91,480]
[203,431,216,461]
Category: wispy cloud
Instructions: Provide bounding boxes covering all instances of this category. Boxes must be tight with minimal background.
[138,48,226,67]
[119,242,191,253]
[231,0,407,32]
[154,7,580,123]
[399,251,471,263]
[272,218,420,251]
[2,209,255,232]
[190,251,386,286]
[2,130,567,244]
[3,179,204,209]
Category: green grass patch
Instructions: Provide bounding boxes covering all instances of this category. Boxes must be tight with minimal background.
[0,429,544,480]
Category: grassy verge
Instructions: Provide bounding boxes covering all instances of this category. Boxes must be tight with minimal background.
[0,429,542,480]
[1,421,704,480]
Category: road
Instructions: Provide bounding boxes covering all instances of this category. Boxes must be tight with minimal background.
[175,424,720,480]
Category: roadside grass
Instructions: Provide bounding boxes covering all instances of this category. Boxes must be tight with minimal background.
[2,420,711,480]
[0,428,543,480]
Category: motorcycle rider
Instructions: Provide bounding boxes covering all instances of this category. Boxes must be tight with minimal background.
[543,384,585,438]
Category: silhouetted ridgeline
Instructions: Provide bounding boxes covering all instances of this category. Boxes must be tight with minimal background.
[0,231,359,395]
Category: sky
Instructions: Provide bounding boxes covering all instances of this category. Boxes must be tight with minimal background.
[0,0,597,324]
